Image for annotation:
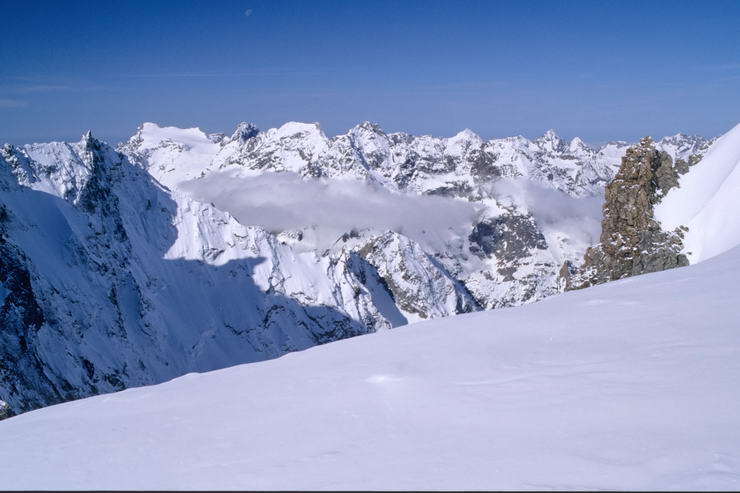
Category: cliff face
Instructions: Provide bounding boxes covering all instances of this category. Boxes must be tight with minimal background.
[564,137,691,289]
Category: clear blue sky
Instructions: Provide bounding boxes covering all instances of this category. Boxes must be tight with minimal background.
[2,0,740,145]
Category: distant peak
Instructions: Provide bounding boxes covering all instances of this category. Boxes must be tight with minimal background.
[353,121,385,134]
[274,121,324,139]
[140,122,162,132]
[568,136,592,151]
[80,130,101,150]
[453,128,480,140]
[230,122,259,143]
[536,129,564,152]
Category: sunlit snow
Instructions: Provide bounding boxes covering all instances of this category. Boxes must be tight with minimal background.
[2,245,739,490]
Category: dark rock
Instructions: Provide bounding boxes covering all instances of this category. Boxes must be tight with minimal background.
[469,213,548,265]
[568,137,689,289]
[0,400,10,420]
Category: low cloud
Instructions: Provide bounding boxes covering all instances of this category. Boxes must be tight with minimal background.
[180,171,479,249]
[490,178,603,249]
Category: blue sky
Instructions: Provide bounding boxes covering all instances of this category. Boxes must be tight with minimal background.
[2,0,740,145]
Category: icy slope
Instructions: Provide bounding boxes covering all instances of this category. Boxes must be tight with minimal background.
[656,123,740,263]
[2,246,739,490]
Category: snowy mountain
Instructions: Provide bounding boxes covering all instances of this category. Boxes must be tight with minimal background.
[0,135,388,413]
[0,123,716,414]
[2,240,739,490]
[120,121,713,310]
[121,121,710,198]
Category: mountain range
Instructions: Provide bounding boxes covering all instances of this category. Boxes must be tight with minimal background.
[0,122,719,414]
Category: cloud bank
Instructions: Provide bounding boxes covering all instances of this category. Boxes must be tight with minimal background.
[180,171,480,249]
[490,178,604,258]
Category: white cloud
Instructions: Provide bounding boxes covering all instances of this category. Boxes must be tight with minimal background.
[489,178,603,256]
[180,171,480,249]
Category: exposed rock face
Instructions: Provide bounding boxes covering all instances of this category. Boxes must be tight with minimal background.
[0,400,10,420]
[565,137,692,289]
[469,213,548,268]
[356,231,480,320]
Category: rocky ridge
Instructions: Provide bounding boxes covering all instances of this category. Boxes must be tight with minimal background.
[563,137,694,289]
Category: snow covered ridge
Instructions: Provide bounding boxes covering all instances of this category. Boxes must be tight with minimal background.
[120,120,716,311]
[120,120,712,198]
[0,133,411,414]
[0,123,723,416]
[2,244,739,490]
[656,123,740,263]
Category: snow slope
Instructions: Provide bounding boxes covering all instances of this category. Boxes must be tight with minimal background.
[656,123,740,263]
[2,245,739,490]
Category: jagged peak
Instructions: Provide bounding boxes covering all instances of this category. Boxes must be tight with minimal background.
[541,129,561,140]
[451,128,480,141]
[230,122,259,143]
[352,121,385,134]
[568,136,590,150]
[80,130,103,151]
[534,129,564,153]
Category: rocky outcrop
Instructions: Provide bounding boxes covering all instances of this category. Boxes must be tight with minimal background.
[564,137,693,289]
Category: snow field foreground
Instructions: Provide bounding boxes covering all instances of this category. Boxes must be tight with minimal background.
[2,247,740,490]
